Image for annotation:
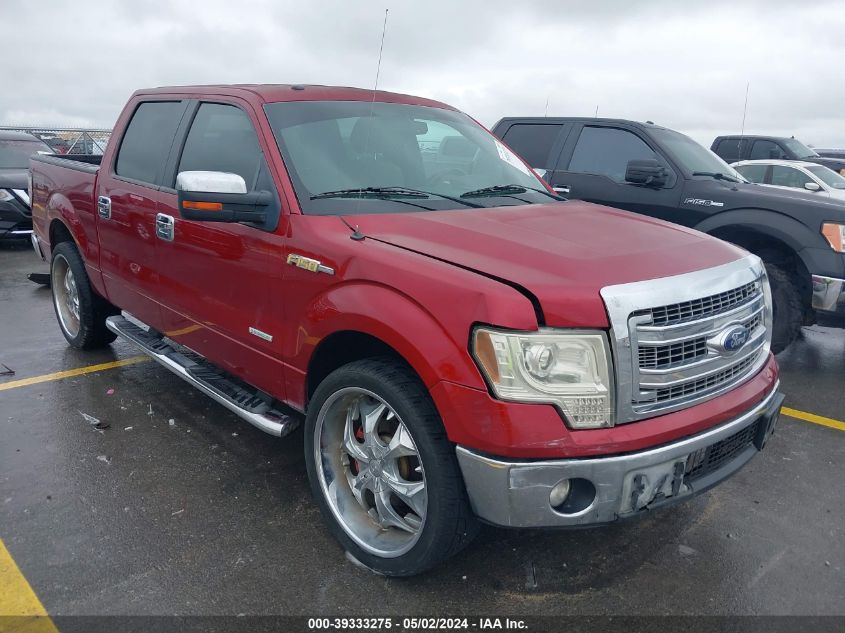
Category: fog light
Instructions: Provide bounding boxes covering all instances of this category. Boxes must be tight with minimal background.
[549,479,572,509]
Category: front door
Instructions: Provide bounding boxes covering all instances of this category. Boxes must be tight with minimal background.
[547,124,684,225]
[155,100,287,398]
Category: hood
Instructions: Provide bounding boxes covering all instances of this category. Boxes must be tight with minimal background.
[810,156,845,171]
[0,169,28,190]
[345,201,745,327]
[723,180,845,218]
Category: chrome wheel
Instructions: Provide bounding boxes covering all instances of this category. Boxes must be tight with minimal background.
[315,387,427,558]
[52,253,81,338]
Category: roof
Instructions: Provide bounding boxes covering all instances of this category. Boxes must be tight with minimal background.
[495,116,669,130]
[733,159,822,169]
[0,130,42,141]
[715,134,792,141]
[133,84,457,111]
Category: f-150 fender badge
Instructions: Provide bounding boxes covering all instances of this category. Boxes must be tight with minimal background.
[683,197,725,207]
[286,253,335,275]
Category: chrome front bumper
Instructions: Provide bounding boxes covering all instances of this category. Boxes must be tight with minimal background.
[456,383,783,528]
[812,275,845,316]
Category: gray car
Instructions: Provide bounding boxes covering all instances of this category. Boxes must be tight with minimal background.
[0,130,51,241]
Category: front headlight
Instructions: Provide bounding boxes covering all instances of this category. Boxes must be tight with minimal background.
[0,189,14,202]
[472,327,614,429]
[822,223,845,253]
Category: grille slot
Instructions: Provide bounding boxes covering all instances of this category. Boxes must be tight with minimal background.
[685,420,760,482]
[654,355,756,402]
[642,281,759,327]
[638,338,707,369]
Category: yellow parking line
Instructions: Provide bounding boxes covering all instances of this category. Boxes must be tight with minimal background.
[0,356,150,392]
[0,539,59,632]
[782,407,845,432]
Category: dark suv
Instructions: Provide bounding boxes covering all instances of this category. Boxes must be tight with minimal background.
[711,135,845,176]
[492,117,845,352]
[0,131,52,241]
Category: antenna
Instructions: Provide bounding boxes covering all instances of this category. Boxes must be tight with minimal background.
[740,82,750,135]
[544,94,550,117]
[351,8,389,225]
[594,105,599,118]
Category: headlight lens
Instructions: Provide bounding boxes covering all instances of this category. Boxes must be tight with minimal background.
[472,327,614,428]
[822,223,845,253]
[0,189,14,202]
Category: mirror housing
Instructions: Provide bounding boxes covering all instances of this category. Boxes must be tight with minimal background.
[804,181,822,192]
[625,159,668,187]
[176,171,270,223]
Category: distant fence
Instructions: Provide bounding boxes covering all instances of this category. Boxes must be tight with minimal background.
[0,126,112,156]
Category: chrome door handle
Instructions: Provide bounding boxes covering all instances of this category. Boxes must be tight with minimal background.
[97,196,111,219]
[155,213,175,241]
[553,185,570,194]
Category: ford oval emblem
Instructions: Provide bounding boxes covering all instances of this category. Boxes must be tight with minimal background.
[719,325,750,354]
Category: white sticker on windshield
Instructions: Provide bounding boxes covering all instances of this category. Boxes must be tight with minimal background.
[494,139,532,176]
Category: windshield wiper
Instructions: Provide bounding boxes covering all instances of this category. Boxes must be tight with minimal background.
[311,186,483,208]
[691,171,741,183]
[461,184,563,200]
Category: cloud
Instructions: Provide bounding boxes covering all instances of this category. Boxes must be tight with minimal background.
[2,0,844,146]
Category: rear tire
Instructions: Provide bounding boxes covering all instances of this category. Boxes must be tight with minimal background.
[51,241,118,349]
[304,357,478,576]
[764,260,803,354]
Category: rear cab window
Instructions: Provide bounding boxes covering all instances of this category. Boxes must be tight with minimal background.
[714,138,742,163]
[115,101,186,185]
[749,140,787,160]
[500,123,563,171]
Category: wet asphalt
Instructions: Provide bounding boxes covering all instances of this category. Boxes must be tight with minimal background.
[0,244,843,617]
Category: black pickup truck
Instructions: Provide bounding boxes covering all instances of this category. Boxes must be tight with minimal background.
[711,135,845,176]
[492,117,845,352]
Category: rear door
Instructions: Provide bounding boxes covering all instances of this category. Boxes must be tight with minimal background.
[496,121,569,181]
[97,99,188,328]
[154,99,286,398]
[546,123,684,223]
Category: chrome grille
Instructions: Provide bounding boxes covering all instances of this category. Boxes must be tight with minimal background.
[638,311,763,370]
[642,280,760,326]
[600,256,771,424]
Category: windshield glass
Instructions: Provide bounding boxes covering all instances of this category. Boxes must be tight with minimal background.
[649,128,746,181]
[807,165,845,189]
[264,101,554,214]
[0,139,52,169]
[783,138,818,159]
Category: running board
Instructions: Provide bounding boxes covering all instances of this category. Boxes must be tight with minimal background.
[105,315,298,437]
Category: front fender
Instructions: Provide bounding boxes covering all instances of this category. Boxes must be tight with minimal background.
[284,281,490,406]
[694,208,843,277]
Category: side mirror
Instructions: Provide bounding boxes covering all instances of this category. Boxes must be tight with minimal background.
[625,159,668,187]
[176,171,271,223]
[804,181,821,192]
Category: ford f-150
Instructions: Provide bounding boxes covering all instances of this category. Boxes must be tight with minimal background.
[31,85,783,575]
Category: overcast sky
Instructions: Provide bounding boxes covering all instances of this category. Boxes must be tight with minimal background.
[3,0,844,147]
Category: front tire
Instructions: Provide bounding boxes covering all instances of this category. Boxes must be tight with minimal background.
[304,358,478,576]
[764,260,803,354]
[51,241,118,349]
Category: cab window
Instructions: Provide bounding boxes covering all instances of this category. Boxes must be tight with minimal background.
[770,165,811,189]
[115,101,185,185]
[500,123,562,169]
[750,140,787,160]
[567,126,657,183]
[177,103,265,189]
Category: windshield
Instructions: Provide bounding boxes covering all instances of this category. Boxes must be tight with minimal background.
[783,138,818,159]
[264,101,554,214]
[0,139,52,169]
[649,128,746,182]
[807,165,845,189]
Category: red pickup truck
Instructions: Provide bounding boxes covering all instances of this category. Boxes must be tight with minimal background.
[31,84,783,576]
